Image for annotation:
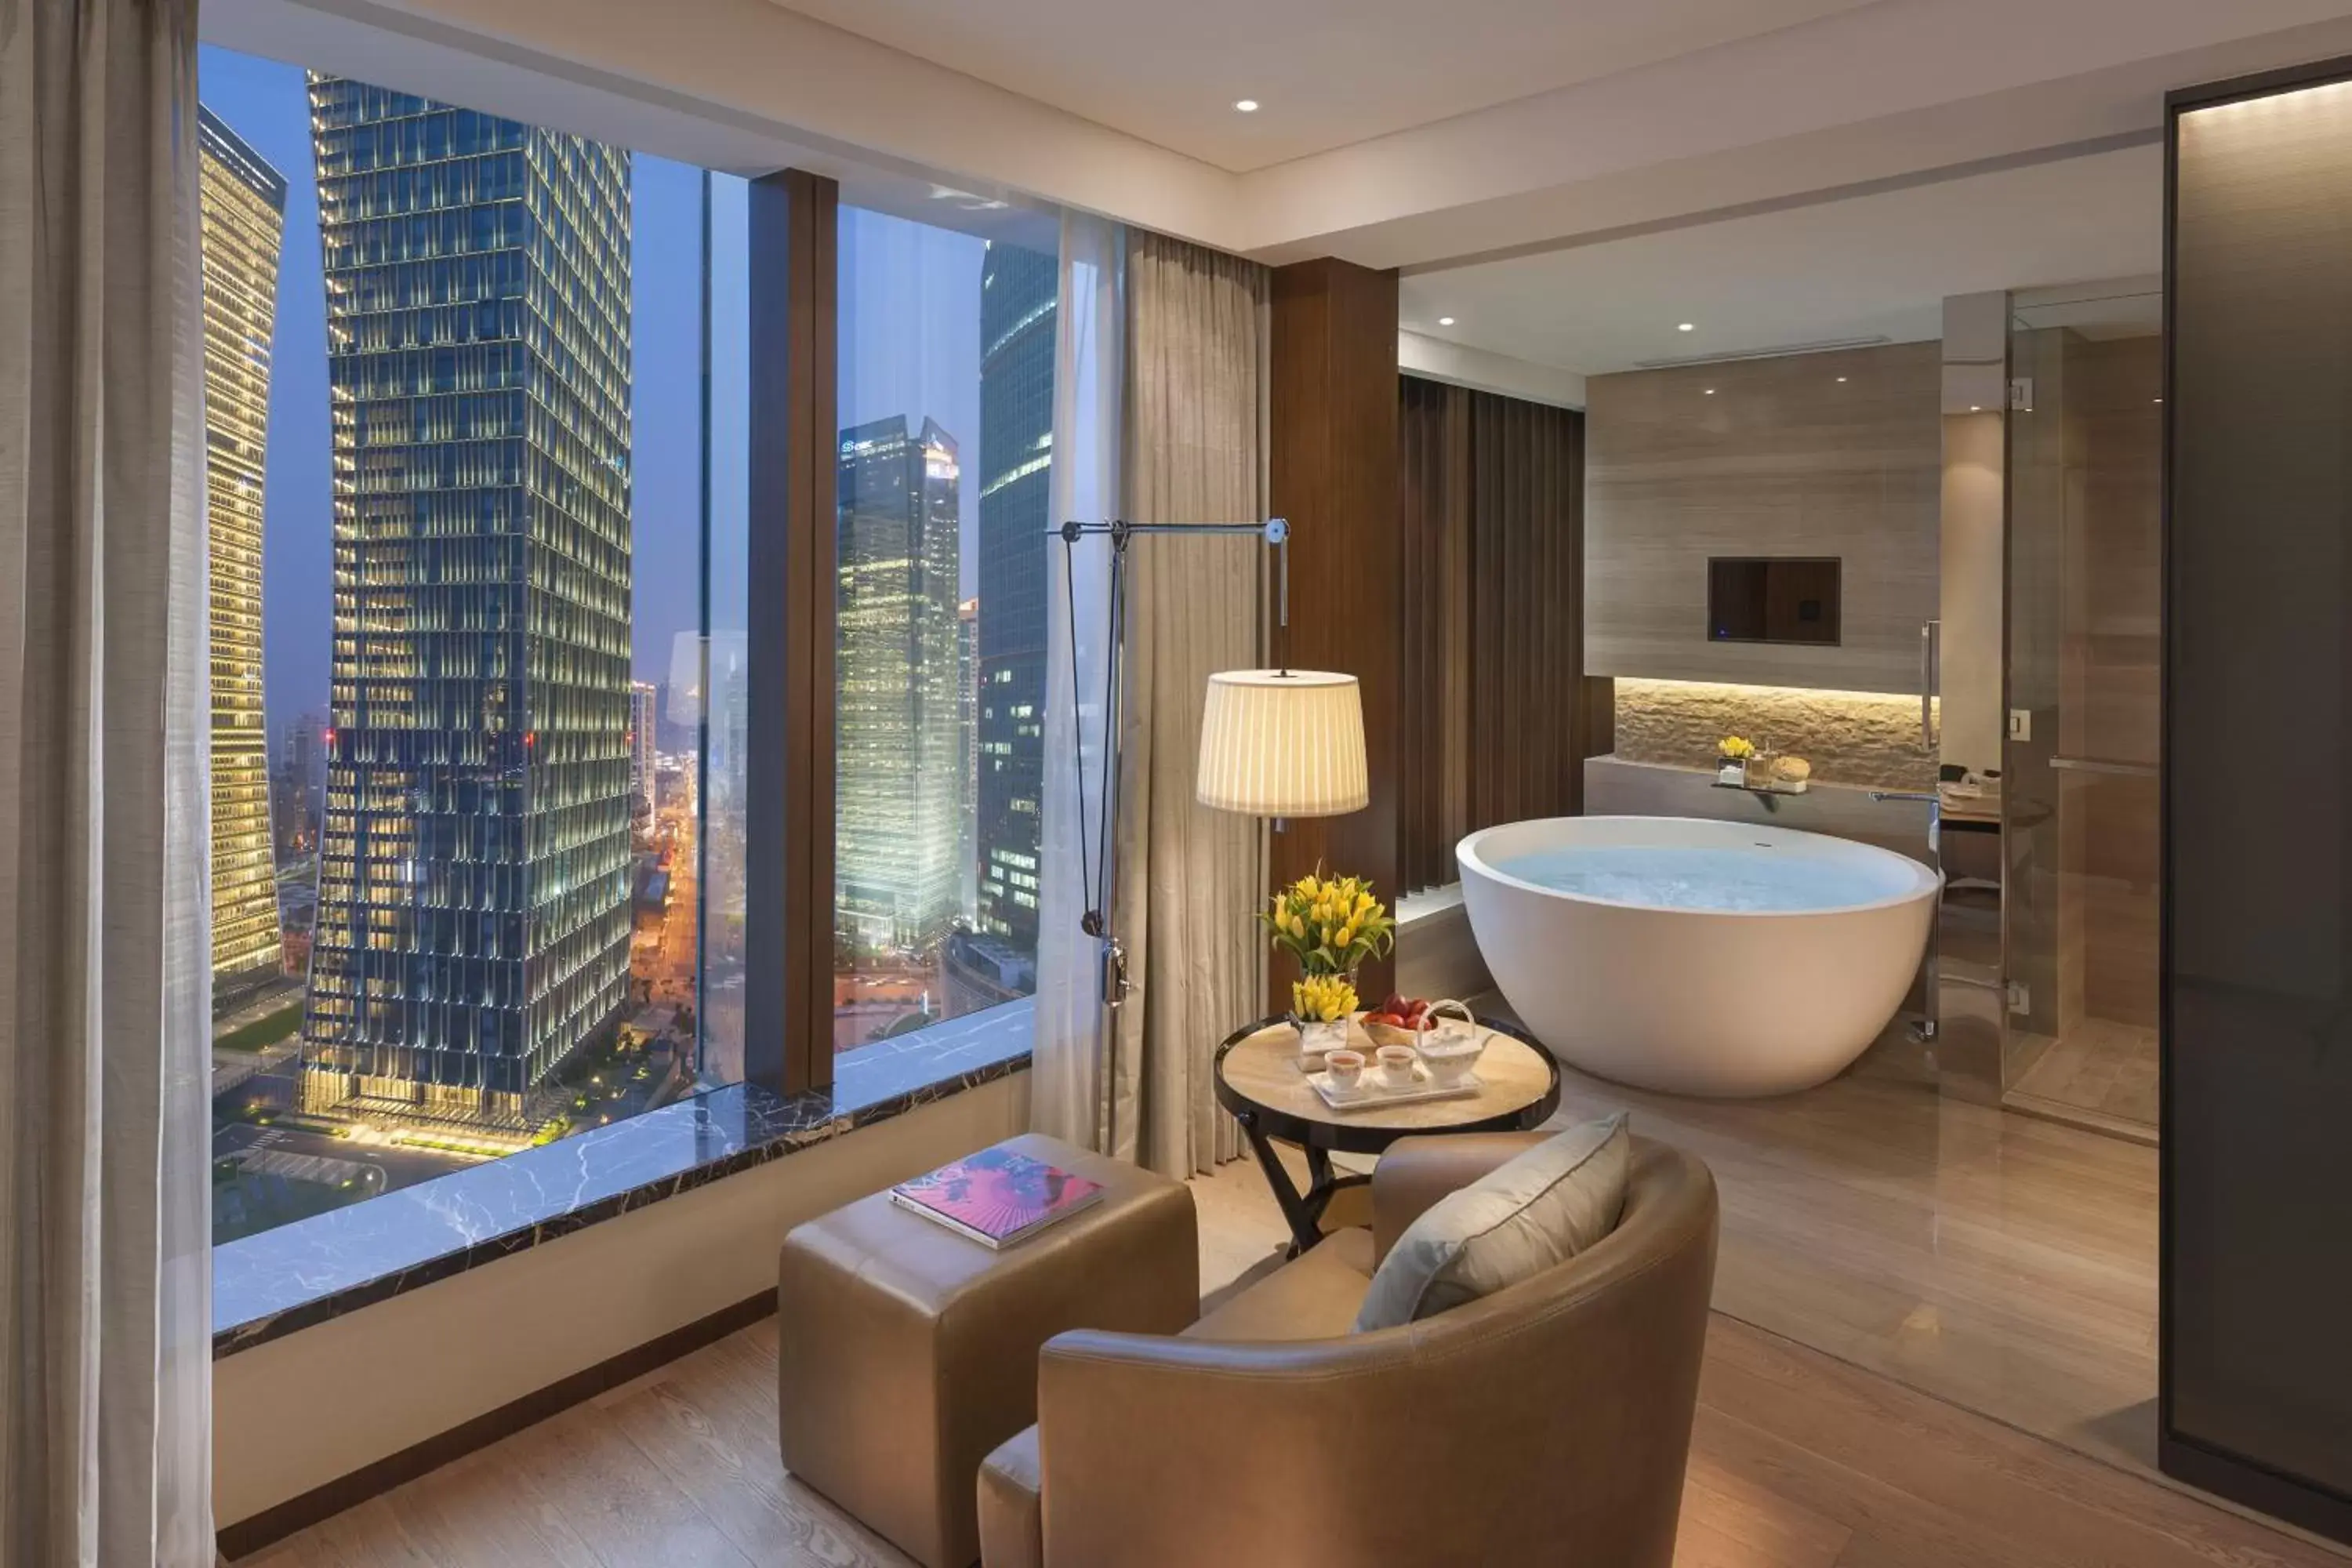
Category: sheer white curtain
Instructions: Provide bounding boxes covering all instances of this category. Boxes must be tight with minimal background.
[1106,234,1268,1175]
[1031,213,1127,1149]
[0,1,218,1562]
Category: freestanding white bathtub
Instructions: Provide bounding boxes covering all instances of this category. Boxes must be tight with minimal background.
[1458,816,1938,1098]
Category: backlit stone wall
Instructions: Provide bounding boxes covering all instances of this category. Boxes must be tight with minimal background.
[1613,677,1938,790]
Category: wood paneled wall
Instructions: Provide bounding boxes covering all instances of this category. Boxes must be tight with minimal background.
[1270,259,1399,1004]
[1397,376,1597,891]
[745,169,837,1094]
[1585,342,1941,694]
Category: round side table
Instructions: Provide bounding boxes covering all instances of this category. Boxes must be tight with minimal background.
[1213,1013,1562,1256]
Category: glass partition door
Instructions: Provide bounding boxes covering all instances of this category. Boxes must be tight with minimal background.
[2002,289,2161,1136]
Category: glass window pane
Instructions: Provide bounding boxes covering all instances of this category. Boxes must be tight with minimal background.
[834,209,1055,1049]
[199,45,742,1243]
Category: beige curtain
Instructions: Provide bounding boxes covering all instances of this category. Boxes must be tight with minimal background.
[0,0,218,1562]
[1105,233,1269,1175]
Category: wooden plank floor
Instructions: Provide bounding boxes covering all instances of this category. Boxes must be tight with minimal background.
[239,1302,2343,1568]
[241,1115,2346,1568]
[1489,1002,2166,1479]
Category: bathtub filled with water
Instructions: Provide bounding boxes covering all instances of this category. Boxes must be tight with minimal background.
[1457,817,1937,1097]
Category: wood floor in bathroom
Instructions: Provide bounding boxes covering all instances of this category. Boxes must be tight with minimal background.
[241,1075,2350,1568]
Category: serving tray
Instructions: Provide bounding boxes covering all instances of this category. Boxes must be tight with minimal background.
[1305,1062,1485,1112]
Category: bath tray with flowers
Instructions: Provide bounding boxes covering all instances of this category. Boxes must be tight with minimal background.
[1304,1060,1486,1112]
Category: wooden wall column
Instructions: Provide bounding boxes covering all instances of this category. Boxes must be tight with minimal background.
[746,169,837,1094]
[1270,257,1401,1007]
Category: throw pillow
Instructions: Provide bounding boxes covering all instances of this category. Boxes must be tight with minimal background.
[1352,1114,1631,1331]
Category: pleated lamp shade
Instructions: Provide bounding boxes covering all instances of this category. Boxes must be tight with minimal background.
[1195,670,1369,817]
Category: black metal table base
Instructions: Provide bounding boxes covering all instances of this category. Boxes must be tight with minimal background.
[1238,1112,1368,1257]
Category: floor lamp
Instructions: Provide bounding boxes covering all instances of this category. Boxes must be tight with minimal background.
[1054,517,1368,1009]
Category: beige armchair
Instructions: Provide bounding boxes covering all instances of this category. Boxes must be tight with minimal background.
[977,1132,1719,1568]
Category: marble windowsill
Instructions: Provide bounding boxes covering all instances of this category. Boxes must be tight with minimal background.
[212,1000,1034,1358]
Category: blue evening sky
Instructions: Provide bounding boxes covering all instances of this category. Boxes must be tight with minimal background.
[198,45,988,756]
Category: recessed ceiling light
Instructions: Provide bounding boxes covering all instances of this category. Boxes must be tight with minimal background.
[1836,376,1848,383]
[1969,405,1982,412]
[1704,388,1715,396]
[1233,99,1260,113]
[1677,322,1696,332]
[2153,396,2164,404]
[1437,316,1456,326]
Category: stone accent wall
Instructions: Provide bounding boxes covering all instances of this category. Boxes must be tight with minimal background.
[1613,677,1937,790]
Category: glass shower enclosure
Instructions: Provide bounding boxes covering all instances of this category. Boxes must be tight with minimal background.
[2000,281,2162,1138]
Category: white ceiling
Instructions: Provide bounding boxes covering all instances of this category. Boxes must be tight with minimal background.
[1399,143,2165,379]
[761,0,1882,172]
[220,0,2352,281]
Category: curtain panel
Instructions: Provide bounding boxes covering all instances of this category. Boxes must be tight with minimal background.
[1031,214,1127,1150]
[0,0,218,1562]
[1106,234,1269,1176]
[1396,377,1596,891]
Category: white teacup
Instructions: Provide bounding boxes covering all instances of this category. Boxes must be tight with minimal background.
[1323,1048,1365,1090]
[1374,1044,1418,1090]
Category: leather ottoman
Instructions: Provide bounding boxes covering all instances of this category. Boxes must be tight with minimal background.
[778,1133,1198,1568]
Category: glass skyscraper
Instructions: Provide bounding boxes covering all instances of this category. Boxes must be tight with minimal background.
[957,595,978,926]
[974,243,1056,955]
[837,416,962,956]
[199,107,289,985]
[300,78,635,1130]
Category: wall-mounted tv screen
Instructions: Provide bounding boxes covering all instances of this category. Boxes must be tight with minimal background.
[1708,557,1842,645]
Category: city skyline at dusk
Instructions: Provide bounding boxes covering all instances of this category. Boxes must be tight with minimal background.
[201,41,1054,1241]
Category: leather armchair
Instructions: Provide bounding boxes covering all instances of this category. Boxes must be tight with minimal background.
[978,1133,1719,1568]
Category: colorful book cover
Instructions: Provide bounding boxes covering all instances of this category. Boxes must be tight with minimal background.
[891,1147,1105,1248]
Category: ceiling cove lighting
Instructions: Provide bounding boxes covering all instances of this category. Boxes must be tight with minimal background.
[1233,99,1260,113]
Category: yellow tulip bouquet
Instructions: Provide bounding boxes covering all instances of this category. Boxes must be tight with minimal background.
[1258,868,1396,979]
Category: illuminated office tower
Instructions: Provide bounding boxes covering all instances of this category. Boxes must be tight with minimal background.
[958,597,978,924]
[837,416,961,956]
[975,243,1055,956]
[630,680,658,811]
[302,78,634,1128]
[198,107,288,985]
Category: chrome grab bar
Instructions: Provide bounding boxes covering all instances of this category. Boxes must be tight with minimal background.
[1918,619,1941,752]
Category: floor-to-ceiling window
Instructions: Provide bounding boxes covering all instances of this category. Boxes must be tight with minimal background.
[199,45,744,1243]
[831,208,1056,1051]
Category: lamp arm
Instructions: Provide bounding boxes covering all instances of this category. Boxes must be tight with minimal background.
[1052,517,1291,1004]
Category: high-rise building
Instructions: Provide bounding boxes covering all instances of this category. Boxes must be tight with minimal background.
[957,597,978,924]
[198,107,288,985]
[274,713,327,860]
[836,416,961,956]
[630,680,658,811]
[975,243,1056,956]
[301,78,635,1129]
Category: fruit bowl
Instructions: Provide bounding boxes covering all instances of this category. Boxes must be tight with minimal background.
[1360,995,1434,1051]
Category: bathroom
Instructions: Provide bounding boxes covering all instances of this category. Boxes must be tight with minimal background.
[1409,280,2163,1143]
[1391,220,2170,1484]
